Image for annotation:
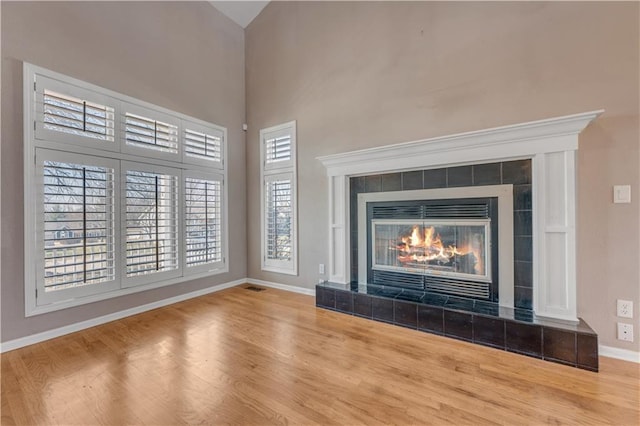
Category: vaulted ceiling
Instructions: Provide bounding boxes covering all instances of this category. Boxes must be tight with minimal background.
[210,1,269,28]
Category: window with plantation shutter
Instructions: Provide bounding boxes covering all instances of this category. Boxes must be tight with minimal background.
[124,166,180,284]
[34,74,117,150]
[260,121,297,275]
[183,120,225,168]
[264,175,293,262]
[25,63,228,315]
[265,134,291,165]
[124,113,179,154]
[184,175,224,272]
[43,90,115,141]
[36,150,119,304]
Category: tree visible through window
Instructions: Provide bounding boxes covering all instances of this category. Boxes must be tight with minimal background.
[185,177,222,267]
[43,161,114,291]
[260,121,297,275]
[125,170,178,277]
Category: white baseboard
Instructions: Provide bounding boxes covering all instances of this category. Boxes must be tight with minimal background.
[0,278,246,353]
[599,345,640,363]
[246,278,316,296]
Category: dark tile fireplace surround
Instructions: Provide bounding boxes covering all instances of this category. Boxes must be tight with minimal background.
[315,160,599,371]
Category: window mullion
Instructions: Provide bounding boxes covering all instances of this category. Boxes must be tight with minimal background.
[155,175,159,271]
[82,166,87,283]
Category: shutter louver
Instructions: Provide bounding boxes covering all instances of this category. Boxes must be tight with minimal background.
[265,177,292,261]
[125,113,178,154]
[185,177,222,267]
[43,161,115,291]
[43,90,114,141]
[265,135,292,165]
[125,170,179,277]
[185,129,222,163]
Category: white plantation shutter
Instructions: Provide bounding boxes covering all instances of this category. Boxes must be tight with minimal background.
[121,102,180,160]
[34,74,117,150]
[36,150,119,304]
[123,166,180,284]
[265,134,292,165]
[125,113,179,154]
[265,175,293,261]
[185,129,222,161]
[43,90,115,141]
[260,121,297,275]
[185,176,223,270]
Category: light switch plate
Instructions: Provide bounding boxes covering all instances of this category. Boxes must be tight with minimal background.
[613,185,631,203]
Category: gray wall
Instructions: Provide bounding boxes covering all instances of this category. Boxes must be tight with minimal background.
[1,2,246,342]
[245,1,639,350]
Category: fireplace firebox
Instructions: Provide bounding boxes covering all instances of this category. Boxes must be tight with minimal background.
[367,198,499,301]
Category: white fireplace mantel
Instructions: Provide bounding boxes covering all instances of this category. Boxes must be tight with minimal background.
[318,110,603,323]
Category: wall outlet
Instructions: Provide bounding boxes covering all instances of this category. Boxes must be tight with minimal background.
[319,263,325,274]
[617,323,634,342]
[617,299,633,318]
[613,185,631,203]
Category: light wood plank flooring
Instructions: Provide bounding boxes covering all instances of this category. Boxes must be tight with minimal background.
[2,286,639,425]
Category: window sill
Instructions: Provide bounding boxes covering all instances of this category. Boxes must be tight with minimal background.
[27,266,229,317]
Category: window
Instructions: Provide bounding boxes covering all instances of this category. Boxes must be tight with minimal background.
[184,172,224,273]
[121,102,181,161]
[123,165,180,286]
[260,121,297,275]
[36,150,119,305]
[24,63,228,315]
[124,113,179,154]
[43,90,114,141]
[183,120,224,168]
[34,74,117,150]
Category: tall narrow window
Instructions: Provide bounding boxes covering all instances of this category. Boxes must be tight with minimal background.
[260,121,297,275]
[44,161,115,288]
[124,167,179,283]
[36,150,119,304]
[265,175,293,262]
[185,175,224,271]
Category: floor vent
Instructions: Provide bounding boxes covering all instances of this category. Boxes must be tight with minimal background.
[245,286,266,292]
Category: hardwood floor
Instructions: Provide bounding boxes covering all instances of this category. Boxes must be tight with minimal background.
[2,286,639,425]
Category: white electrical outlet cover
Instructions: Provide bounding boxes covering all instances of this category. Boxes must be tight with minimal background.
[617,323,634,342]
[617,299,633,319]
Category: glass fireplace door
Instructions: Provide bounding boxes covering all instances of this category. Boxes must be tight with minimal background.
[371,219,491,283]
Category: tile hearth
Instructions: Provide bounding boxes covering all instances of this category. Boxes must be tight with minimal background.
[316,281,598,371]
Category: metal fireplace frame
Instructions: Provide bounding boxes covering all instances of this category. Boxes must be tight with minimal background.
[358,185,514,307]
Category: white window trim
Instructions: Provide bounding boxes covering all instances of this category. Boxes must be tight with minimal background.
[260,121,298,275]
[24,62,229,316]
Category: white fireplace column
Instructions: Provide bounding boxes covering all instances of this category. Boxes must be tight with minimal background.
[318,111,602,323]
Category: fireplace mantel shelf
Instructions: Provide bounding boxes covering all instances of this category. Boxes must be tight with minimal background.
[318,110,603,323]
[318,110,602,177]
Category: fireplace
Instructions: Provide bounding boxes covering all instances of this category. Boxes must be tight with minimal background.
[318,110,603,322]
[316,111,602,370]
[367,198,498,301]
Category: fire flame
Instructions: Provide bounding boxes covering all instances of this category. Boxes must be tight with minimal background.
[396,225,484,274]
